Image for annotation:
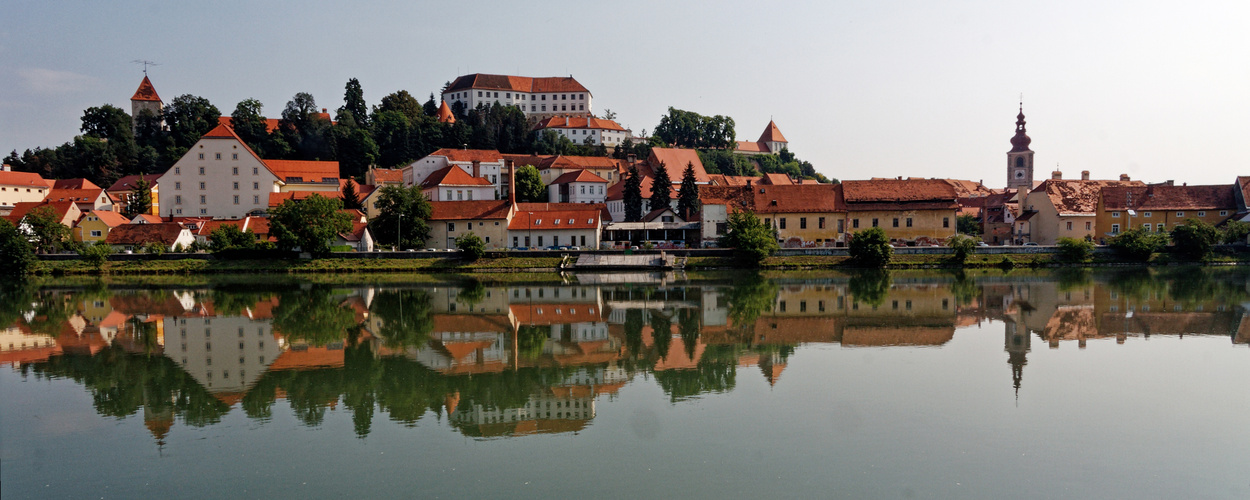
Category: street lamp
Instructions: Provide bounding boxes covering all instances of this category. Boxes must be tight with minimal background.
[396,213,403,251]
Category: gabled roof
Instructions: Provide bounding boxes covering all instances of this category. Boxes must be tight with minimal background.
[508,206,601,230]
[131,76,161,102]
[131,214,162,224]
[749,184,845,214]
[421,166,493,188]
[368,168,404,184]
[843,179,959,203]
[45,189,104,204]
[195,124,275,180]
[437,101,456,124]
[533,116,626,131]
[105,223,185,245]
[268,191,350,208]
[83,210,130,228]
[217,115,281,133]
[264,160,340,183]
[0,170,49,188]
[52,178,100,190]
[509,303,603,324]
[942,179,994,197]
[106,174,161,192]
[5,201,77,224]
[648,148,710,183]
[1034,179,1146,215]
[426,148,504,164]
[550,169,608,185]
[706,174,761,186]
[428,200,512,221]
[339,222,369,242]
[445,73,589,94]
[758,120,787,143]
[760,173,794,186]
[642,207,683,222]
[1101,184,1236,211]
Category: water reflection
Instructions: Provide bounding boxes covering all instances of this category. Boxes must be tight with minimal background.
[4,267,1249,444]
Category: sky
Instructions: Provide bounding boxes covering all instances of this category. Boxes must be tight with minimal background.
[2,0,1248,187]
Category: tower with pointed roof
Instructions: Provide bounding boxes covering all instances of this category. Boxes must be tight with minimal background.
[1007,104,1034,191]
[759,120,788,154]
[130,75,163,130]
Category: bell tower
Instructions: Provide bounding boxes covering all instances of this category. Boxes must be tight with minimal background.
[1007,103,1034,191]
[130,74,163,130]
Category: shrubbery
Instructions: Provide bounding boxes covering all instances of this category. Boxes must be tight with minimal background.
[848,227,892,268]
[1109,228,1168,262]
[78,241,112,269]
[947,234,978,265]
[0,219,35,276]
[1170,218,1220,260]
[455,232,486,261]
[718,210,778,266]
[1057,237,1095,262]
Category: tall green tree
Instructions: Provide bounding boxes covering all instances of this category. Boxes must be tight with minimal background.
[163,94,221,151]
[676,161,700,220]
[231,98,270,153]
[376,90,424,123]
[718,210,778,266]
[514,164,546,202]
[333,125,378,179]
[0,219,36,276]
[268,194,353,256]
[623,165,644,222]
[649,162,672,213]
[371,110,414,167]
[280,92,335,161]
[369,185,433,249]
[848,227,893,268]
[124,175,153,217]
[339,78,369,128]
[423,93,439,117]
[23,205,70,254]
[341,179,362,210]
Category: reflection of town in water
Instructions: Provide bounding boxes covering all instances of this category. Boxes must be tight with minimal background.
[4,268,1248,444]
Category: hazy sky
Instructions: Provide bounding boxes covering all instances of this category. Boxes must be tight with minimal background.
[2,0,1247,187]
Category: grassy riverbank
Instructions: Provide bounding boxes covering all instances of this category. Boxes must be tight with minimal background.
[686,249,1250,270]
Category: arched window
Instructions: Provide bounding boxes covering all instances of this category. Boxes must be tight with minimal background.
[1015,157,1025,168]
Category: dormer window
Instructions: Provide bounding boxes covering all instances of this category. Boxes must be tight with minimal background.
[534,219,541,225]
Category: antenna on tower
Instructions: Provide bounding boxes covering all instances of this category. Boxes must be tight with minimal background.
[132,59,160,75]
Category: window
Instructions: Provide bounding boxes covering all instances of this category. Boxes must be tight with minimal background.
[199,153,205,160]
[779,218,787,229]
[906,217,913,227]
[1220,210,1228,216]
[1086,221,1091,230]
[200,182,206,190]
[1143,212,1152,217]
[478,91,482,97]
[872,218,878,227]
[716,222,727,234]
[1157,223,1164,232]
[538,236,544,246]
[175,195,183,204]
[852,219,859,229]
[232,167,238,175]
[800,217,807,229]
[446,189,452,199]
[90,230,101,237]
[215,153,222,160]
[175,182,182,190]
[456,190,463,201]
[1066,221,1072,230]
[253,195,259,204]
[1177,211,1185,217]
[892,218,899,227]
[200,208,207,215]
[233,182,239,190]
[1112,223,1120,234]
[175,167,181,175]
[837,219,844,233]
[199,167,205,175]
[1142,223,1151,231]
[253,182,259,190]
[467,191,473,200]
[580,104,585,111]
[1112,212,1120,218]
[253,167,259,175]
[199,195,206,204]
[513,236,519,247]
[943,217,950,228]
[232,153,238,160]
[1198,211,1206,217]
[448,222,455,232]
[233,195,239,205]
[581,235,586,246]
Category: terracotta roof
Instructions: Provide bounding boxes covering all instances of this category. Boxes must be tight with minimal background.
[760,173,794,186]
[52,179,100,190]
[445,73,589,94]
[217,116,282,134]
[131,214,162,224]
[1035,179,1146,215]
[0,170,48,187]
[264,160,340,183]
[421,166,493,188]
[550,169,608,184]
[105,223,185,245]
[734,141,768,153]
[6,201,77,224]
[1100,184,1236,212]
[339,221,369,242]
[268,346,345,371]
[533,116,625,131]
[509,303,602,324]
[508,207,601,230]
[431,314,513,334]
[758,120,788,143]
[84,210,130,227]
[648,148,710,183]
[1238,177,1250,209]
[437,100,456,124]
[106,174,161,192]
[942,179,994,197]
[45,188,104,205]
[427,148,505,163]
[268,191,346,208]
[369,168,404,183]
[130,76,161,102]
[749,184,846,214]
[841,326,955,346]
[842,179,959,203]
[428,200,512,221]
[706,174,761,186]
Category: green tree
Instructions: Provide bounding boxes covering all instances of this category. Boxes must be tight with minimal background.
[514,164,546,202]
[648,162,672,213]
[725,273,777,327]
[423,93,438,117]
[369,185,432,249]
[376,90,424,123]
[371,110,414,167]
[1221,220,1250,244]
[718,210,778,266]
[1057,237,1095,262]
[280,92,335,161]
[163,94,221,151]
[341,179,362,210]
[957,214,982,236]
[124,175,153,217]
[455,232,486,260]
[338,78,369,128]
[369,289,435,349]
[848,269,891,307]
[947,234,978,265]
[333,125,378,179]
[24,205,69,254]
[1170,218,1220,260]
[268,194,353,256]
[273,286,359,346]
[0,219,35,276]
[623,166,644,222]
[1108,227,1168,262]
[676,162,701,220]
[848,227,892,267]
[208,224,258,253]
[231,98,270,153]
[77,241,112,269]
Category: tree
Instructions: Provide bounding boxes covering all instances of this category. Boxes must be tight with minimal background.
[376,90,424,123]
[24,205,69,254]
[369,185,432,249]
[0,219,35,276]
[455,232,485,260]
[947,234,978,265]
[623,166,644,222]
[718,210,778,266]
[1108,227,1168,262]
[333,126,378,179]
[163,94,221,150]
[231,98,270,153]
[78,241,112,269]
[1170,218,1220,261]
[848,269,891,307]
[1057,237,1095,262]
[957,214,982,236]
[280,92,334,161]
[208,224,258,253]
[341,179,362,210]
[268,194,353,256]
[649,162,672,213]
[423,93,438,117]
[676,162,700,220]
[600,109,617,120]
[1222,221,1250,244]
[848,227,892,267]
[514,164,546,202]
[124,175,153,217]
[338,78,369,128]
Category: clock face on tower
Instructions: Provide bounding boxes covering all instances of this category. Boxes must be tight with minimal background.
[1015,170,1026,179]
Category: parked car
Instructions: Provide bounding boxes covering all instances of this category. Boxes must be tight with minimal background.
[1023,242,1039,246]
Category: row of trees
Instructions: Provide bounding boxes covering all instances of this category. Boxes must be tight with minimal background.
[619,162,702,222]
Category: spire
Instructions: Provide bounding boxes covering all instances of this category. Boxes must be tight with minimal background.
[1009,102,1031,153]
[131,75,162,102]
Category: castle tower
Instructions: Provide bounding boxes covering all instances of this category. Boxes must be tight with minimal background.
[1007,104,1034,191]
[758,120,789,154]
[130,75,163,130]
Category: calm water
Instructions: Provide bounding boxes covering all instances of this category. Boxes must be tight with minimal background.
[2,268,1248,499]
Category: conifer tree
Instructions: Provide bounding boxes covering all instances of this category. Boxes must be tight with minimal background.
[125,176,153,217]
[677,161,700,220]
[649,162,672,213]
[341,179,362,210]
[624,166,644,222]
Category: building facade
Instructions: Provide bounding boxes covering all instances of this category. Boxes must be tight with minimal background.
[157,124,280,219]
[441,73,592,121]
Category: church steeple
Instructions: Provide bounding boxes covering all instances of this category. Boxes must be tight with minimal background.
[130,75,164,131]
[1006,101,1035,191]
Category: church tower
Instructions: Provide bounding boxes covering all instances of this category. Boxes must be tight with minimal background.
[130,75,163,130]
[1006,104,1034,191]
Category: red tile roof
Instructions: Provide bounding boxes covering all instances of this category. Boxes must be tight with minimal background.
[706,174,761,186]
[509,303,602,324]
[942,179,994,197]
[369,168,404,184]
[85,210,130,227]
[431,314,513,333]
[550,169,608,184]
[734,141,768,153]
[6,201,78,224]
[446,73,589,94]
[105,223,185,246]
[648,148,710,183]
[1100,184,1236,211]
[0,170,49,187]
[268,191,346,208]
[52,179,100,190]
[264,160,340,183]
[437,101,456,124]
[46,188,104,205]
[760,173,794,186]
[1035,179,1146,215]
[421,166,493,188]
[842,179,959,203]
[533,116,626,131]
[131,214,162,224]
[758,120,787,143]
[427,148,505,163]
[217,116,281,134]
[106,174,161,192]
[130,76,161,102]
[428,200,512,220]
[749,184,846,214]
[508,208,600,230]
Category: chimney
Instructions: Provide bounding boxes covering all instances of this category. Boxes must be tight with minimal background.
[506,160,516,205]
[1081,170,1090,180]
[321,108,327,114]
[627,154,636,166]
[746,179,753,186]
[471,160,480,178]
[1052,170,1062,180]
[1,163,9,171]
[1165,180,1174,186]
[1120,174,1130,181]
[897,176,903,180]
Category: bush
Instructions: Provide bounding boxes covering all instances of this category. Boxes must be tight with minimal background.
[78,241,112,269]
[0,219,36,276]
[718,210,778,266]
[1109,227,1168,262]
[947,234,977,265]
[455,232,486,261]
[1057,237,1095,262]
[209,225,257,253]
[142,242,166,255]
[1170,218,1220,260]
[1221,220,1250,244]
[848,227,892,268]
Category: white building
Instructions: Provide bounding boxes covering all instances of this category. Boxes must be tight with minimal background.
[508,203,603,249]
[441,73,592,121]
[157,124,281,219]
[403,149,506,198]
[0,169,50,211]
[421,166,496,201]
[533,117,630,147]
[547,169,608,204]
[165,308,281,394]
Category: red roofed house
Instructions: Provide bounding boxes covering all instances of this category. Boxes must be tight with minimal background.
[1016,170,1145,244]
[106,174,161,216]
[74,209,132,243]
[1096,182,1237,242]
[426,200,513,250]
[421,166,496,201]
[332,221,375,252]
[403,149,506,198]
[734,120,789,155]
[605,148,711,222]
[533,116,631,147]
[547,169,608,204]
[843,178,961,245]
[6,201,82,242]
[156,123,282,219]
[509,203,603,249]
[45,183,113,213]
[105,222,195,252]
[365,167,405,186]
[268,159,342,192]
[0,168,51,211]
[442,73,592,121]
[534,154,628,186]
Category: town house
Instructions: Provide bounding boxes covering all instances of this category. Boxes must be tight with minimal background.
[842,178,960,245]
[1096,183,1237,240]
[157,124,281,219]
[1015,171,1144,244]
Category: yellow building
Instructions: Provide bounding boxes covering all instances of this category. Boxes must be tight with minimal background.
[106,175,161,216]
[74,210,131,243]
[425,200,513,250]
[1096,183,1236,241]
[752,183,846,247]
[1015,172,1144,244]
[842,178,959,245]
